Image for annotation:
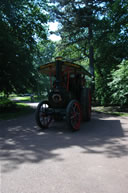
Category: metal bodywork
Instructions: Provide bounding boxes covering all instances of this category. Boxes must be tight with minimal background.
[36,58,92,131]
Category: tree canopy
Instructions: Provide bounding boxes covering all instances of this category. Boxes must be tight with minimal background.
[0,0,128,106]
[0,0,48,95]
[50,0,128,105]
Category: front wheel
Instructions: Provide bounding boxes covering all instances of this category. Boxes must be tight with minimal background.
[35,100,52,129]
[66,100,82,131]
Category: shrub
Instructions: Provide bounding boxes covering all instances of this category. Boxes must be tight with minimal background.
[0,98,17,112]
[108,60,128,106]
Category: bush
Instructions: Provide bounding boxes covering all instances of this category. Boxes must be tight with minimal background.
[94,74,112,106]
[108,60,128,106]
[0,98,17,112]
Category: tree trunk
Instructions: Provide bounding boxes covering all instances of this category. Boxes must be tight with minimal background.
[88,25,95,92]
[88,25,94,77]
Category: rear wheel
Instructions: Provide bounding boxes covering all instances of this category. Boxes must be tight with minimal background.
[80,88,91,121]
[66,100,82,131]
[35,100,52,129]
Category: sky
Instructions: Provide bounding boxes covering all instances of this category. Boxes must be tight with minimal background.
[48,22,61,41]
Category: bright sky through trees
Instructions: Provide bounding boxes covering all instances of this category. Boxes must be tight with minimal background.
[48,22,61,41]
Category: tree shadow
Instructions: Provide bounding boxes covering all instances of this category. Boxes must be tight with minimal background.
[0,112,128,173]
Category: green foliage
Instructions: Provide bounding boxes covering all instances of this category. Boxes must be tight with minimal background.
[51,0,128,106]
[0,0,48,96]
[34,40,56,96]
[36,40,56,65]
[108,60,128,106]
[94,73,112,105]
[55,42,88,64]
[0,99,34,120]
[0,97,17,112]
[1,0,128,107]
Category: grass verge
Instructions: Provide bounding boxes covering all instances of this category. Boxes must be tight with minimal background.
[0,99,35,120]
[92,106,128,116]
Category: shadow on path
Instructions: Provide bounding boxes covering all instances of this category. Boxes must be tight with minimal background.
[0,112,128,173]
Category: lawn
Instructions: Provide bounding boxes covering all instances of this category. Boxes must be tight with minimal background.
[0,97,35,120]
[92,106,128,116]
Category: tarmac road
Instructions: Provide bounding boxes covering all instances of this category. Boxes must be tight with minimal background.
[0,112,128,193]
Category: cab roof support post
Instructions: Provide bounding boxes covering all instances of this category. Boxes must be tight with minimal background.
[55,59,62,89]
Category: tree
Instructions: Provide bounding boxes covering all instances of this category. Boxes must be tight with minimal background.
[33,40,56,96]
[94,0,128,104]
[0,0,48,96]
[51,0,111,74]
[51,0,128,105]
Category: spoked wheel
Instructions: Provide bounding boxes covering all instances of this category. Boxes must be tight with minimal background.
[66,100,82,131]
[35,100,53,129]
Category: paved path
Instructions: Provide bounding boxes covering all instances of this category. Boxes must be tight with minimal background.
[0,112,128,193]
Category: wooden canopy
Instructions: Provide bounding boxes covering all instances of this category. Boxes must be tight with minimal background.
[39,60,92,77]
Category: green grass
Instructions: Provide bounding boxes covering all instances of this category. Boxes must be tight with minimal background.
[92,106,128,116]
[0,98,35,120]
[0,94,46,120]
